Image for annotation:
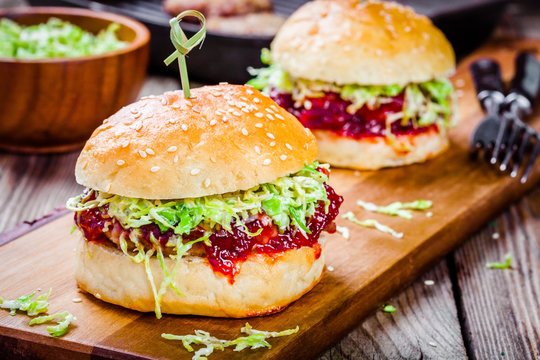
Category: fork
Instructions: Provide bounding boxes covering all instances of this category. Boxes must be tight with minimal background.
[470,52,540,183]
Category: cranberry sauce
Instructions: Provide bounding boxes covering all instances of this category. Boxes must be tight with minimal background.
[74,183,343,284]
[271,90,437,139]
[205,183,343,282]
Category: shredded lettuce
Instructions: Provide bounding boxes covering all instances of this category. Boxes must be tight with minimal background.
[29,311,76,337]
[247,49,454,134]
[67,162,329,238]
[486,253,513,270]
[0,17,127,59]
[356,200,432,219]
[0,289,50,316]
[342,212,403,239]
[162,323,299,360]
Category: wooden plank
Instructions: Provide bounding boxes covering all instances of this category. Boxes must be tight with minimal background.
[0,39,539,360]
[453,187,540,359]
[320,260,467,359]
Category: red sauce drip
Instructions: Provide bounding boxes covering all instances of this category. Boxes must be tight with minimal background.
[74,181,343,284]
[271,90,437,139]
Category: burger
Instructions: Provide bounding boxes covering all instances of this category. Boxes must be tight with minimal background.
[248,0,456,170]
[67,84,343,318]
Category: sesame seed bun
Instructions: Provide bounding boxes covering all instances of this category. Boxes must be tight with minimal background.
[314,128,449,170]
[75,237,324,317]
[271,0,455,85]
[75,84,318,199]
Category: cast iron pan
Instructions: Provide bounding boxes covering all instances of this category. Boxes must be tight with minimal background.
[26,0,509,83]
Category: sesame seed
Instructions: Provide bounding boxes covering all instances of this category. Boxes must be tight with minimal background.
[161,97,168,105]
[492,232,500,239]
[219,82,228,85]
[192,107,201,113]
[95,293,102,299]
[426,212,433,218]
[173,155,179,163]
[275,114,285,120]
[181,124,188,131]
[204,178,211,188]
[424,280,435,286]
[168,119,178,124]
[265,108,274,114]
[151,166,160,173]
[255,123,263,128]
[222,116,228,122]
[246,89,254,95]
[428,342,437,348]
[210,156,217,163]
[133,112,142,119]
[167,146,177,152]
[254,146,261,154]
[145,148,155,156]
[254,98,261,103]
[241,108,250,113]
[304,100,312,110]
[326,265,335,272]
[266,114,275,120]
[121,141,130,148]
[233,111,242,116]
[117,159,125,166]
[191,168,200,175]
[227,100,235,106]
[280,155,287,161]
[270,141,276,147]
[286,143,293,150]
[255,112,264,118]
[210,119,217,126]
[242,128,249,136]
[72,297,82,303]
[138,150,147,158]
[263,159,271,166]
[240,96,248,101]
[266,132,275,139]
[215,110,224,116]
[130,109,138,114]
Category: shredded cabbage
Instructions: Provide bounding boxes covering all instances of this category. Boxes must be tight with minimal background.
[342,212,403,239]
[356,199,432,219]
[162,323,299,360]
[0,289,50,316]
[0,17,127,59]
[67,162,329,237]
[29,311,76,337]
[247,49,455,133]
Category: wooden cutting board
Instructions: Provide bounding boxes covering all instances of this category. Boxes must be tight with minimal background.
[1,39,540,360]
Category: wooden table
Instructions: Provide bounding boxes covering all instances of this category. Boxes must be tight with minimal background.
[1,2,540,359]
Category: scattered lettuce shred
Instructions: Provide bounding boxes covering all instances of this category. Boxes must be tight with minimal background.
[247,49,455,134]
[0,17,127,59]
[342,212,403,239]
[29,311,76,337]
[162,323,299,360]
[383,304,397,314]
[486,253,513,270]
[0,289,75,337]
[0,289,51,316]
[356,199,432,219]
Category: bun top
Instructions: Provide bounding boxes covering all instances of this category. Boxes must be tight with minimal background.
[271,0,455,86]
[75,84,318,199]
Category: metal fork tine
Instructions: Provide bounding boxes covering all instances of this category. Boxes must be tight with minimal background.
[520,135,540,183]
[490,115,511,164]
[511,130,533,177]
[500,122,524,171]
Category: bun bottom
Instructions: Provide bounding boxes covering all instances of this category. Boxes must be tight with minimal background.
[313,129,449,170]
[75,238,324,318]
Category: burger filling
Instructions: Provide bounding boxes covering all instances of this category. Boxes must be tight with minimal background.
[248,49,455,145]
[67,162,342,317]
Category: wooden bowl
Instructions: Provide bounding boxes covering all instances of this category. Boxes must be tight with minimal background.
[0,7,150,154]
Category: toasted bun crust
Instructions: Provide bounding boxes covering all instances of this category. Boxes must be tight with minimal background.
[271,0,455,85]
[75,238,324,317]
[314,129,449,170]
[75,84,317,199]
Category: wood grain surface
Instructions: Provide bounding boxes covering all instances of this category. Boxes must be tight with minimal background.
[1,39,540,359]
